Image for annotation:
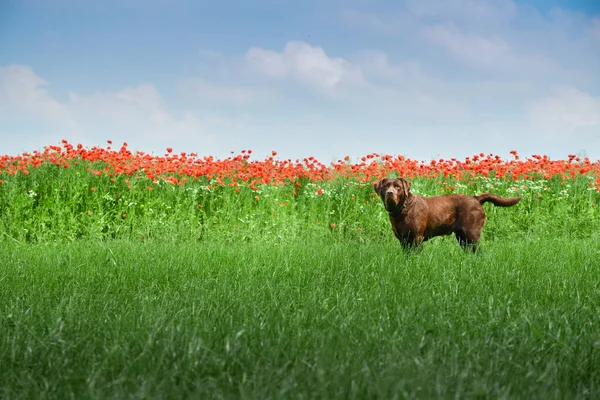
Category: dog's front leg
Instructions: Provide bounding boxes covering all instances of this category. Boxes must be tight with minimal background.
[397,233,423,252]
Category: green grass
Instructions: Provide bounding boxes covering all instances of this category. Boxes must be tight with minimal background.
[1,160,598,244]
[1,160,599,398]
[2,238,599,399]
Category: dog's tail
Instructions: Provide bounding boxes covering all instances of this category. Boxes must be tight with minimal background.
[475,193,521,207]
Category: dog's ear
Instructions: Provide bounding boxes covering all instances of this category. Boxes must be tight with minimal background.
[399,178,411,199]
[373,179,387,196]
[373,180,383,196]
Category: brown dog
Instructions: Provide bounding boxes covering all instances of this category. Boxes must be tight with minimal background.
[373,178,521,252]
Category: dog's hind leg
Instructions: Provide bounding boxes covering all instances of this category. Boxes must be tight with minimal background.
[455,230,480,253]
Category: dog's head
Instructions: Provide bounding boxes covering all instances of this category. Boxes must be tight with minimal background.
[373,178,412,212]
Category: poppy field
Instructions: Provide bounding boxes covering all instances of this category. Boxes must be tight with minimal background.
[1,140,599,243]
[1,141,600,398]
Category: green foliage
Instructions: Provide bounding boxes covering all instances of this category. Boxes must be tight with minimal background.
[1,240,599,399]
[1,160,598,244]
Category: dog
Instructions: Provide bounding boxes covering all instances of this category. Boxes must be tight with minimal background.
[373,177,521,252]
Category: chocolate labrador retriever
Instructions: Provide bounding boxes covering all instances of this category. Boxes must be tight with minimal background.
[373,178,521,252]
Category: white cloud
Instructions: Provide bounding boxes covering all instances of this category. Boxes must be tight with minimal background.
[0,65,219,155]
[344,53,470,119]
[342,0,517,39]
[116,84,164,112]
[240,40,466,119]
[529,86,600,135]
[178,78,256,105]
[404,0,517,26]
[341,10,414,36]
[352,51,425,81]
[0,65,76,128]
[423,26,512,68]
[243,42,473,121]
[422,25,559,77]
[344,0,599,87]
[69,85,180,131]
[245,41,365,91]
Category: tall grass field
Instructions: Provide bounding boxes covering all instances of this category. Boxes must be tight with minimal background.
[1,142,600,399]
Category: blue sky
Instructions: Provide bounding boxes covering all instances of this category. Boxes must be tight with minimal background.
[1,0,599,162]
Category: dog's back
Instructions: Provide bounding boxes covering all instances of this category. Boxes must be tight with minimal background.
[421,194,485,237]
